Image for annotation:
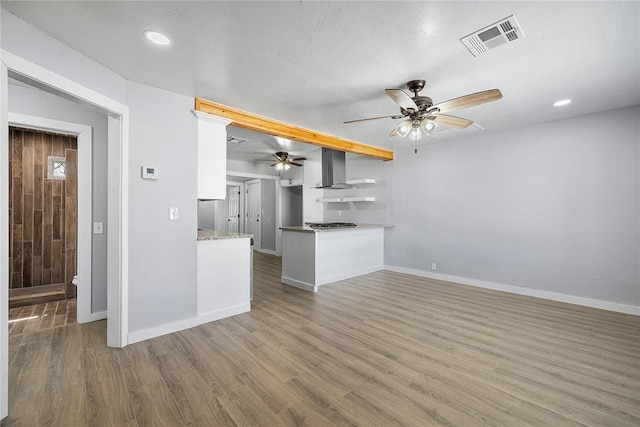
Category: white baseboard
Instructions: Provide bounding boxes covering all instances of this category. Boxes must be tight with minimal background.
[78,310,107,324]
[128,303,253,345]
[384,265,640,316]
[318,265,384,286]
[128,317,201,345]
[256,248,277,256]
[281,276,317,293]
[198,303,251,325]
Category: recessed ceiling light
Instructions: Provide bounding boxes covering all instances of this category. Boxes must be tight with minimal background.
[144,31,170,46]
[553,99,572,107]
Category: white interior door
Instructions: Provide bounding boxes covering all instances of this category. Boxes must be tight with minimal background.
[228,185,240,233]
[245,180,261,249]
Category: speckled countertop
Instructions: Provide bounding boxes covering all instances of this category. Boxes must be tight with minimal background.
[197,229,253,241]
[280,224,393,233]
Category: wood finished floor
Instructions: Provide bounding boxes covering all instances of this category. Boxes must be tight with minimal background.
[4,252,640,426]
[8,299,77,335]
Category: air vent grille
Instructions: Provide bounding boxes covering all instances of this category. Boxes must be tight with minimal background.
[460,15,524,57]
[227,136,248,144]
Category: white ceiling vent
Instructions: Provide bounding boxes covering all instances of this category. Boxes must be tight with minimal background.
[227,136,248,144]
[460,15,524,57]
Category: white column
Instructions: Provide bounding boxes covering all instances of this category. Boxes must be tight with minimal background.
[194,111,232,200]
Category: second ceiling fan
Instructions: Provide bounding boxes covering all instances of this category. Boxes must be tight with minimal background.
[345,79,503,142]
[269,151,306,171]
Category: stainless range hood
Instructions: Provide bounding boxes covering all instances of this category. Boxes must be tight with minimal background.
[316,148,352,189]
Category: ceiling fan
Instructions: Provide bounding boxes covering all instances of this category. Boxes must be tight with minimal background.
[259,151,306,171]
[344,79,503,146]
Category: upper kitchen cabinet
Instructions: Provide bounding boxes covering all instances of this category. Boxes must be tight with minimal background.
[195,112,232,200]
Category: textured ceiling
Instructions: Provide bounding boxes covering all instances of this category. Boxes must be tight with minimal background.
[2,1,639,158]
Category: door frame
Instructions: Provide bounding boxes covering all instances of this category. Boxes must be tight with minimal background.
[226,184,241,234]
[227,170,282,255]
[245,179,262,250]
[8,113,100,323]
[1,50,130,418]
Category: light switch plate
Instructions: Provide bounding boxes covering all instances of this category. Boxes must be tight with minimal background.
[93,222,104,234]
[169,207,179,221]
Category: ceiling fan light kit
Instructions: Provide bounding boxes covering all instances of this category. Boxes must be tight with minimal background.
[344,79,503,151]
[262,151,306,172]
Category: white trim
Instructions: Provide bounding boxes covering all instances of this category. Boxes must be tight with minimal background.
[192,110,232,126]
[227,170,279,180]
[384,265,640,316]
[85,310,107,322]
[1,58,9,421]
[275,183,282,256]
[3,51,126,114]
[245,179,261,250]
[197,303,251,325]
[128,317,200,345]
[7,113,94,324]
[2,50,130,348]
[317,265,383,286]
[128,303,251,345]
[107,115,129,347]
[281,276,317,293]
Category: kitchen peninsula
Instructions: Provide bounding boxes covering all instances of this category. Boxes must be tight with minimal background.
[281,223,390,292]
[197,229,252,323]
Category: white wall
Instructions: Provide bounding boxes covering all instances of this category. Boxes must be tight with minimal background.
[197,200,216,230]
[323,153,391,224]
[302,160,323,223]
[282,185,303,227]
[386,106,640,309]
[227,158,278,177]
[127,81,198,333]
[1,10,127,104]
[8,83,109,313]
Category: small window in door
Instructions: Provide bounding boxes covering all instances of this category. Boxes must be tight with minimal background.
[47,156,67,180]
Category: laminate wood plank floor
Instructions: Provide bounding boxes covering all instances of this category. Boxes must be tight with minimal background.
[8,299,77,336]
[3,252,639,426]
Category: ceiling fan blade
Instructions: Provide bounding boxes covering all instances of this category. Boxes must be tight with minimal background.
[344,114,403,124]
[291,157,307,161]
[432,114,473,128]
[385,89,418,111]
[432,89,503,114]
[289,162,304,167]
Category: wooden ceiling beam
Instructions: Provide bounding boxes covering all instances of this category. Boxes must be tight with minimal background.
[195,98,394,161]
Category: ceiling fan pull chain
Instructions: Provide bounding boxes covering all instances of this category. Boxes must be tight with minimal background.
[415,139,418,154]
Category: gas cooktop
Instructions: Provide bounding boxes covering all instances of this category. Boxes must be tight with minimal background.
[306,222,358,228]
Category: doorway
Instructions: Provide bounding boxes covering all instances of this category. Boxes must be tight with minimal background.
[7,127,78,308]
[227,185,240,233]
[245,179,261,250]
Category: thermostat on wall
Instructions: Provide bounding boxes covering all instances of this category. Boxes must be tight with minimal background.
[141,166,159,180]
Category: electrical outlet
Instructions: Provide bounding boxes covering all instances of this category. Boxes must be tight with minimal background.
[431,263,437,271]
[93,222,104,235]
[338,211,342,217]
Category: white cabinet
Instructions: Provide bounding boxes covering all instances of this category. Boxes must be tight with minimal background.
[197,238,251,322]
[195,112,231,200]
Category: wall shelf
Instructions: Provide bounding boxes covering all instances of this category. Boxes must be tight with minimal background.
[345,178,375,185]
[317,196,375,203]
